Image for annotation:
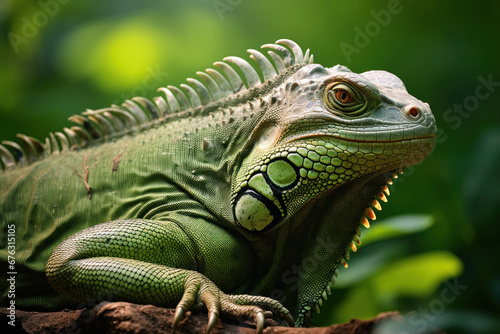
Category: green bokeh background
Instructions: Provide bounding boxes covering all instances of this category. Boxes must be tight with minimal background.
[1,1,499,333]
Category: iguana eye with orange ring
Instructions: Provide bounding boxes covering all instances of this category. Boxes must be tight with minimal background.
[324,82,369,116]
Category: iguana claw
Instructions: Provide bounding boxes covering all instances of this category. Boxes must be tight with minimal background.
[255,311,265,333]
[172,306,186,331]
[283,313,295,327]
[173,272,294,333]
[206,312,219,334]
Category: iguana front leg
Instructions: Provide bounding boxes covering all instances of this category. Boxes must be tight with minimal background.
[46,218,293,332]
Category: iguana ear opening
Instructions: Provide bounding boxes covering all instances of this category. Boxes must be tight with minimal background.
[256,125,281,150]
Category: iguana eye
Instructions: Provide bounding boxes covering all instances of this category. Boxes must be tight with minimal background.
[324,82,368,116]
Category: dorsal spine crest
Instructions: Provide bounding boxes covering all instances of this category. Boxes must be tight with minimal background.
[0,39,313,172]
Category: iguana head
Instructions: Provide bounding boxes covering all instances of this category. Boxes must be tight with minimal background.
[232,63,436,233]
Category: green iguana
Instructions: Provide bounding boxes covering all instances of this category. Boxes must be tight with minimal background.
[0,39,436,332]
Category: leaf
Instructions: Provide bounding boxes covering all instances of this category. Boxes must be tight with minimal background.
[322,251,463,325]
[370,251,463,298]
[361,214,434,245]
[333,283,379,324]
[335,242,403,288]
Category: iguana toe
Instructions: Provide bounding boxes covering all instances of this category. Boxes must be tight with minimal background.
[223,294,294,328]
[173,272,293,332]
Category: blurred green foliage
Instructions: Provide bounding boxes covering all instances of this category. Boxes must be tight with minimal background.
[1,0,499,333]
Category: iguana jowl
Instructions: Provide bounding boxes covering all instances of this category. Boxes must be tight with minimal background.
[0,39,437,331]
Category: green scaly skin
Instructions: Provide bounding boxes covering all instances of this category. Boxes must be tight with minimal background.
[0,39,436,331]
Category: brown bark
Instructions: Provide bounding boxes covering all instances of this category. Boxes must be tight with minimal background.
[0,302,419,334]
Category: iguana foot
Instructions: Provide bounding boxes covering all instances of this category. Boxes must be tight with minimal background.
[172,272,294,333]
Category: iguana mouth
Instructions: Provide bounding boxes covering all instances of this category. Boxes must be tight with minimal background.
[285,132,437,145]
